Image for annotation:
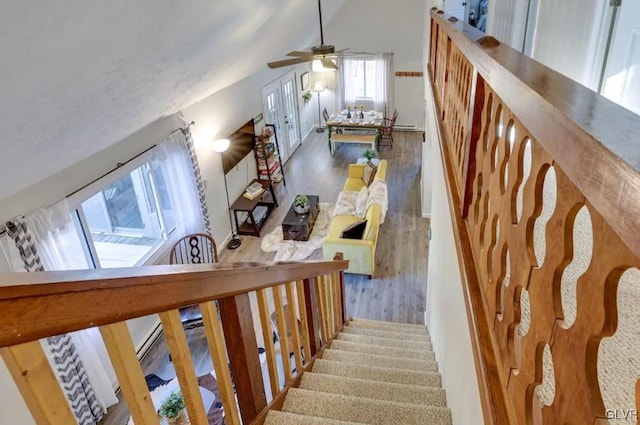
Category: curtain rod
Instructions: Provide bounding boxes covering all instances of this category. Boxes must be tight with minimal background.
[0,121,195,235]
[341,51,393,56]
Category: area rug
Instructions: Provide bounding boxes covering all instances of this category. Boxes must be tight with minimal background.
[261,203,334,261]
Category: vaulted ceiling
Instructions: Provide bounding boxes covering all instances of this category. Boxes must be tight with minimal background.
[0,0,346,200]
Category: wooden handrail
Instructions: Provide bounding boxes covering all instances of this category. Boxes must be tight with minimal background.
[0,259,348,347]
[430,10,640,259]
[429,9,640,425]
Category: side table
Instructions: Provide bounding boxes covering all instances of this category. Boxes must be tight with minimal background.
[230,179,278,237]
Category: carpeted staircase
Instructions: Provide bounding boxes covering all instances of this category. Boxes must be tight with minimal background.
[264,318,452,425]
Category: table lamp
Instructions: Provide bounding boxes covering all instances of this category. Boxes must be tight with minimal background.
[212,138,242,250]
[312,81,325,133]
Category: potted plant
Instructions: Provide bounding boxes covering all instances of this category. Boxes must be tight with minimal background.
[159,391,186,425]
[362,149,378,164]
[302,91,313,103]
[294,195,310,215]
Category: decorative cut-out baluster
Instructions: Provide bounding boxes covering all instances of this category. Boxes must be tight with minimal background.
[533,166,557,268]
[598,267,640,425]
[559,205,593,328]
[513,138,532,224]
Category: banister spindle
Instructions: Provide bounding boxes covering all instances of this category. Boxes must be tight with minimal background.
[100,323,158,425]
[315,275,330,343]
[200,301,241,425]
[272,284,292,384]
[159,309,208,425]
[285,282,304,372]
[296,279,312,361]
[217,294,266,424]
[256,288,280,397]
[1,341,77,425]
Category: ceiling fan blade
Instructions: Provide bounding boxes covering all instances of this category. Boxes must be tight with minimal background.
[320,57,339,70]
[333,48,349,54]
[287,51,315,57]
[267,56,313,69]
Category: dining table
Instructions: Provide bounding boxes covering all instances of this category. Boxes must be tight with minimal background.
[325,110,384,151]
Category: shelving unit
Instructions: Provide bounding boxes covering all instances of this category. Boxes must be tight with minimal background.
[254,123,286,187]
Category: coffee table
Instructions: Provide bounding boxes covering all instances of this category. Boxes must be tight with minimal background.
[282,195,320,241]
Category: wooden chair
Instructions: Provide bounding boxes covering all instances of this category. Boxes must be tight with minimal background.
[322,108,330,123]
[379,117,395,149]
[169,233,218,330]
[169,233,218,265]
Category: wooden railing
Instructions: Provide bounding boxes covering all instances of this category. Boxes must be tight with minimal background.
[0,257,348,425]
[429,9,640,425]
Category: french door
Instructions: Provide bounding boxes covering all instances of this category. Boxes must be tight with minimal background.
[261,71,301,164]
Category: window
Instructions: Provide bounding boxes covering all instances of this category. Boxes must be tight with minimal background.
[351,59,377,99]
[79,162,174,268]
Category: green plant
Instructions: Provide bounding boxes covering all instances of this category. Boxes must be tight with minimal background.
[302,91,313,103]
[294,195,309,207]
[362,149,378,161]
[159,391,185,419]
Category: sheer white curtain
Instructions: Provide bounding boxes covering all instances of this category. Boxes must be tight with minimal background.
[337,54,394,115]
[338,57,357,109]
[374,53,394,117]
[23,199,119,412]
[156,132,205,236]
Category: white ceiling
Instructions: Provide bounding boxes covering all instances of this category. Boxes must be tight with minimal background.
[0,0,345,200]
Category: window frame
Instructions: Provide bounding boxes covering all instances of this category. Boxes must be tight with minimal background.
[68,148,179,269]
[349,57,377,100]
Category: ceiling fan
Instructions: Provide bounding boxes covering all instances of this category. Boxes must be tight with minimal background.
[267,0,348,70]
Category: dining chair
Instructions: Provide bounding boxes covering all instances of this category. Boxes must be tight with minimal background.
[169,233,219,330]
[379,114,397,149]
[322,108,330,123]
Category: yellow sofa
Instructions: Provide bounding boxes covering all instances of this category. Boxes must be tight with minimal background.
[322,160,388,277]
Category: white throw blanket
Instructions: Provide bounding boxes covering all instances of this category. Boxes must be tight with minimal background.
[333,180,388,222]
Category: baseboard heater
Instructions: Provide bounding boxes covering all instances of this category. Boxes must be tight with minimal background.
[393,124,418,131]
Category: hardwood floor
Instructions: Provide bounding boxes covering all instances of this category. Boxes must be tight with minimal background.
[99,129,429,425]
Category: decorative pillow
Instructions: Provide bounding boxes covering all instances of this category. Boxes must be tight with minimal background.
[355,186,368,217]
[340,220,367,239]
[362,162,378,187]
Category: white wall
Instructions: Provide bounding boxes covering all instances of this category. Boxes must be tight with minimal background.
[323,0,425,129]
[424,59,483,424]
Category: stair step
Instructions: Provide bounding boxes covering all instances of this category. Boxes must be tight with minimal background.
[330,339,435,361]
[321,348,439,372]
[350,318,428,333]
[283,388,452,425]
[300,372,448,407]
[265,410,361,425]
[337,332,432,351]
[342,324,431,341]
[312,359,442,387]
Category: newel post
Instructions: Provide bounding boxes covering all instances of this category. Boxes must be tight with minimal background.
[303,277,322,356]
[218,294,267,423]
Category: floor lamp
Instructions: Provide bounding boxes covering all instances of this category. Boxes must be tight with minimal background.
[313,81,325,133]
[212,138,242,250]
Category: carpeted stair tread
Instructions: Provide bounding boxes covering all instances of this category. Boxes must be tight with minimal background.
[330,339,435,361]
[342,325,430,341]
[350,318,429,332]
[346,323,429,337]
[283,388,452,425]
[312,359,442,387]
[300,372,448,407]
[265,410,362,425]
[337,332,432,350]
[321,348,439,372]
